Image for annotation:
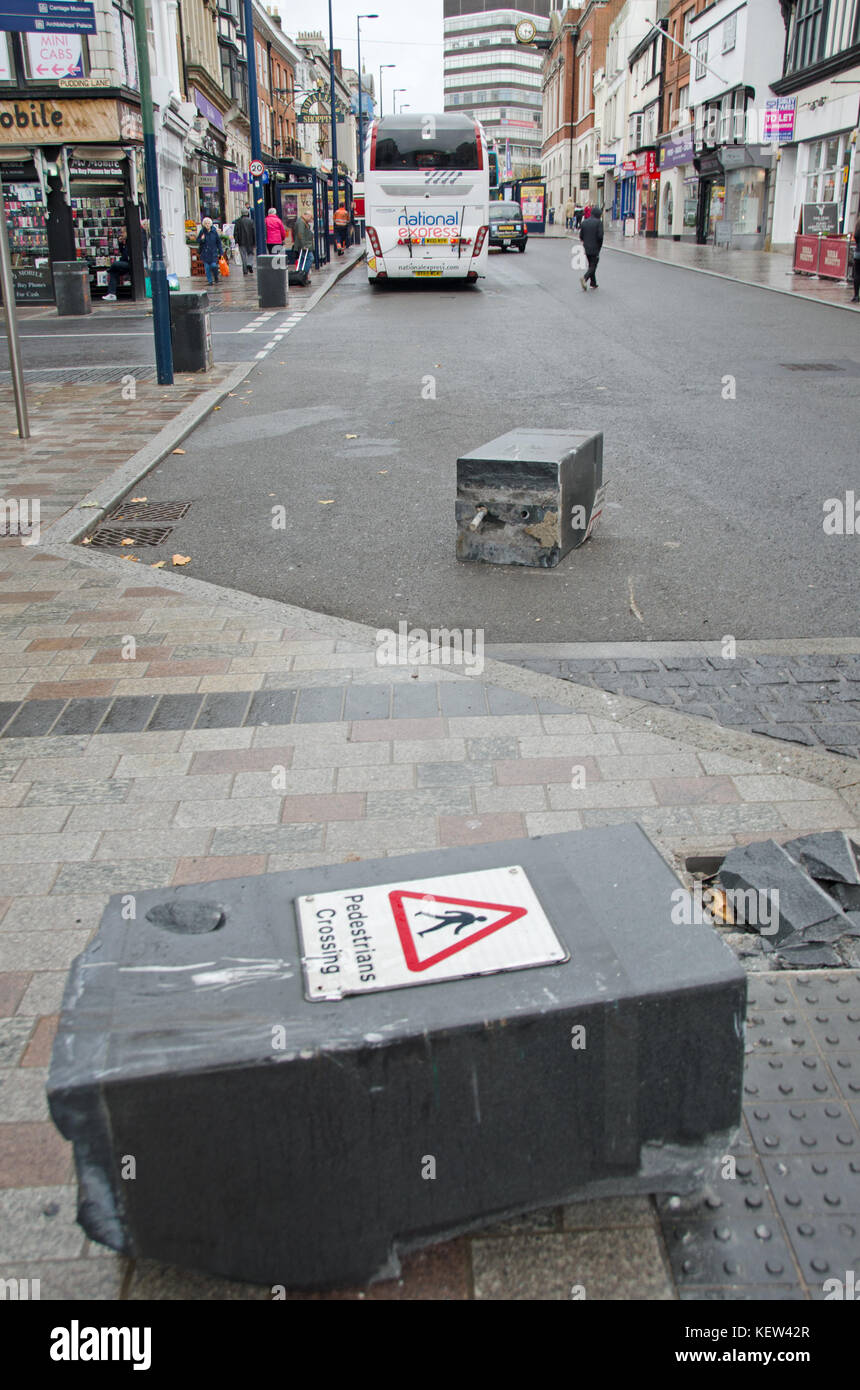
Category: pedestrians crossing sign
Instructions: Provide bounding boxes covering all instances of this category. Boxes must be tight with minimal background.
[297,866,567,1000]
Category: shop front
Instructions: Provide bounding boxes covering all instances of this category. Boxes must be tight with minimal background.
[613,161,636,227]
[634,149,659,236]
[657,131,694,239]
[0,94,145,304]
[694,145,772,248]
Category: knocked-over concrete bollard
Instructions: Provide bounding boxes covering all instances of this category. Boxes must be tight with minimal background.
[456,427,605,567]
[48,824,745,1290]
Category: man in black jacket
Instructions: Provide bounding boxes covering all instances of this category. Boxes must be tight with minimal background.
[579,206,603,290]
[233,208,256,276]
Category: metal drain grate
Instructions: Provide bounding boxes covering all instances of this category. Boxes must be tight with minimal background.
[86,524,175,549]
[107,500,192,524]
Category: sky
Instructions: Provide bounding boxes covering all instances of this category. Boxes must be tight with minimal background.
[274,0,445,115]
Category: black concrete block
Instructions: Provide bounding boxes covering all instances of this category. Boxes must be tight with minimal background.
[784,832,860,912]
[456,428,604,568]
[719,840,850,946]
[48,824,744,1290]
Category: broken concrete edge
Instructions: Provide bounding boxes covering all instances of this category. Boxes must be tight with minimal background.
[604,242,860,315]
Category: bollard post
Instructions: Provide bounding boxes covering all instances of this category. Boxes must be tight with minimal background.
[53,261,92,317]
[256,254,289,309]
[169,291,212,373]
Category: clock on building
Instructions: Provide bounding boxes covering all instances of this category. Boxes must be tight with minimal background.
[515,18,537,46]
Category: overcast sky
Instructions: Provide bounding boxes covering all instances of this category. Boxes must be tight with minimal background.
[274,0,445,114]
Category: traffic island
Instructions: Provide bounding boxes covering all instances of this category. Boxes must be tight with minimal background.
[47,824,745,1290]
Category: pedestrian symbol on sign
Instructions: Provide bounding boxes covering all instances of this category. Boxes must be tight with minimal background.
[389,890,528,972]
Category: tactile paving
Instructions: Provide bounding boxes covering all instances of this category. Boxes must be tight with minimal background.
[659,970,860,1299]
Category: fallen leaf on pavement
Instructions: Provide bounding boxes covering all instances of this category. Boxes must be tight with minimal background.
[124,554,140,562]
[172,448,186,454]
[378,470,388,475]
[172,554,192,566]
[318,499,335,505]
[78,502,101,509]
[151,561,166,569]
[120,537,135,545]
[345,433,358,439]
[130,496,147,502]
[81,537,92,545]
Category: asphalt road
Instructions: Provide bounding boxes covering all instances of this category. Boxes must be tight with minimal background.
[93,239,860,641]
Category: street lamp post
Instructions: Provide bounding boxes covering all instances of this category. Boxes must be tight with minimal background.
[131,0,172,384]
[379,64,395,121]
[242,0,267,263]
[392,87,406,115]
[328,0,341,220]
[356,13,378,179]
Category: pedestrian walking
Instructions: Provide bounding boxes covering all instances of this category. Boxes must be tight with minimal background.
[851,215,860,304]
[333,202,351,256]
[265,207,288,257]
[579,205,603,291]
[564,195,575,231]
[197,217,222,287]
[234,207,256,276]
[102,226,131,301]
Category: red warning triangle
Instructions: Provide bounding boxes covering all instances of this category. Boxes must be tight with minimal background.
[389,890,528,973]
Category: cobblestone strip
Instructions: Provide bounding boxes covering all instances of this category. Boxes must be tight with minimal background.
[503,654,860,760]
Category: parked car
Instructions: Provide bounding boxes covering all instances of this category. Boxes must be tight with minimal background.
[488,201,527,253]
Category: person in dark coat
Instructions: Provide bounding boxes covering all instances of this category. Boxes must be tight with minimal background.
[103,227,131,300]
[233,208,256,275]
[579,206,603,290]
[197,217,222,287]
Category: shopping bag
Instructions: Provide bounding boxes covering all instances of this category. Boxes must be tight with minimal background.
[218,255,230,278]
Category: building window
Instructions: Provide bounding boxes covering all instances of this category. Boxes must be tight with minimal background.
[790,0,829,73]
[695,35,708,81]
[113,0,138,89]
[805,134,848,207]
[683,7,696,47]
[722,13,737,53]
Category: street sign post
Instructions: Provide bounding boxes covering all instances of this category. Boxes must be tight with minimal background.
[131,0,172,384]
[0,1,96,34]
[0,169,30,438]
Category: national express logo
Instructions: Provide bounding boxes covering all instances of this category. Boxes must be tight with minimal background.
[396,210,470,248]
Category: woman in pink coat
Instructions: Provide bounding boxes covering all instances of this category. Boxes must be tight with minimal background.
[265,208,288,255]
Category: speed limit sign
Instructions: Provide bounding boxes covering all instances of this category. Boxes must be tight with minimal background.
[249,160,264,178]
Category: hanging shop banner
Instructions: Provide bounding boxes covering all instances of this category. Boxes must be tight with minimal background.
[229,171,248,192]
[658,133,694,171]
